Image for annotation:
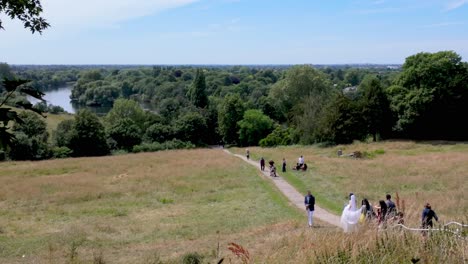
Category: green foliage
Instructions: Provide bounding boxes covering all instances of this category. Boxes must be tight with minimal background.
[321,93,367,144]
[52,146,73,158]
[218,93,245,144]
[105,98,146,130]
[107,118,142,151]
[144,123,174,143]
[181,252,204,264]
[390,51,468,139]
[53,119,75,147]
[0,0,50,33]
[12,111,47,138]
[6,112,50,160]
[237,109,274,146]
[69,109,109,157]
[174,111,208,145]
[0,77,46,151]
[259,125,294,147]
[187,69,208,108]
[269,65,331,121]
[359,75,393,141]
[132,139,195,153]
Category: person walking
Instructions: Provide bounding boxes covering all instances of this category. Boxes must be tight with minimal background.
[260,157,265,171]
[422,203,438,228]
[246,149,250,160]
[385,194,396,217]
[304,190,315,228]
[282,158,286,173]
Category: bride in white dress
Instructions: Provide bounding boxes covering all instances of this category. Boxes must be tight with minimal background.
[340,194,364,232]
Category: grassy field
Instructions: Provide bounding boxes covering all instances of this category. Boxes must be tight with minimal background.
[0,149,306,263]
[1,142,466,263]
[232,141,468,226]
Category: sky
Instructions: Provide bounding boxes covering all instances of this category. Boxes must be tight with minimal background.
[1,0,468,64]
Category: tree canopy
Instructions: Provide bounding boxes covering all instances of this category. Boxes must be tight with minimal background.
[0,0,49,33]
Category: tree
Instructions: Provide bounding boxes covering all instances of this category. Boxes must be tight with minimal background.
[321,93,367,144]
[237,109,274,146]
[359,75,392,141]
[69,109,109,157]
[0,78,45,151]
[187,69,208,108]
[174,111,208,145]
[8,112,50,160]
[389,51,468,139]
[218,93,245,144]
[269,65,333,143]
[107,118,142,151]
[0,0,50,33]
[53,119,75,147]
[105,99,146,130]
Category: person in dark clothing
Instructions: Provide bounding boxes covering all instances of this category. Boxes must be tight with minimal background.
[422,203,438,228]
[304,190,315,227]
[385,194,396,215]
[260,157,265,171]
[376,200,388,225]
[282,158,286,173]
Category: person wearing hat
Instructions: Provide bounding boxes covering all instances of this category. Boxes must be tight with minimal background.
[422,203,439,228]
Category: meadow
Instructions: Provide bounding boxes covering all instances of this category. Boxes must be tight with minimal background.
[0,149,307,263]
[0,142,466,263]
[232,141,468,226]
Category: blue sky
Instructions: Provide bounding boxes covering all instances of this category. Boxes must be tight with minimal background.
[1,0,467,64]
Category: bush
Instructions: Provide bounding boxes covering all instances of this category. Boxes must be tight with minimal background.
[182,252,203,264]
[259,126,294,147]
[132,139,195,153]
[52,146,73,158]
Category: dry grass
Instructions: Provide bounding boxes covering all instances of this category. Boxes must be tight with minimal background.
[232,141,468,226]
[1,143,466,263]
[0,149,306,263]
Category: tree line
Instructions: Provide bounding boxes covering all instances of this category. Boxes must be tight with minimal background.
[1,50,467,160]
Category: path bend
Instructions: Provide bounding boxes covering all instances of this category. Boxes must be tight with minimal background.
[223,149,341,228]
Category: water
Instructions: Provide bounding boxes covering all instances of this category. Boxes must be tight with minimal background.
[29,85,77,113]
[29,85,155,115]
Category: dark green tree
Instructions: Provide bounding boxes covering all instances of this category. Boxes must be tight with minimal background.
[69,109,109,157]
[218,93,245,145]
[53,119,75,147]
[8,112,50,160]
[359,75,392,141]
[237,109,274,146]
[174,111,208,145]
[0,78,45,151]
[187,69,208,108]
[0,0,50,33]
[107,118,142,151]
[390,51,468,139]
[322,93,367,144]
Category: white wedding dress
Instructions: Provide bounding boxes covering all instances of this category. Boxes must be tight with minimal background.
[340,194,363,232]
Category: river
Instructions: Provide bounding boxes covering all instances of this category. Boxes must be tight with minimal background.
[29,85,155,115]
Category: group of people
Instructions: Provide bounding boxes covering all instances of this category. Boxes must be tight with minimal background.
[305,191,439,233]
[258,156,289,176]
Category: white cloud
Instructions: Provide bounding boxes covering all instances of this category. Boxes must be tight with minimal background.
[445,0,468,11]
[40,0,198,30]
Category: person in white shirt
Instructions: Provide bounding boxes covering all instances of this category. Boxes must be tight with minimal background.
[298,155,304,165]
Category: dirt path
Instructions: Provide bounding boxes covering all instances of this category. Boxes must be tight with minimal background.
[223,149,341,228]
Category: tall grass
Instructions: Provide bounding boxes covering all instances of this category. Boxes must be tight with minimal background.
[0,149,303,263]
[231,141,468,224]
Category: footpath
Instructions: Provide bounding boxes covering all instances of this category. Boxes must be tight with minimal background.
[222,149,341,228]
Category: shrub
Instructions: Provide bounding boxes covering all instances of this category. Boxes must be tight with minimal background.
[52,146,73,158]
[182,252,203,264]
[132,139,195,153]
